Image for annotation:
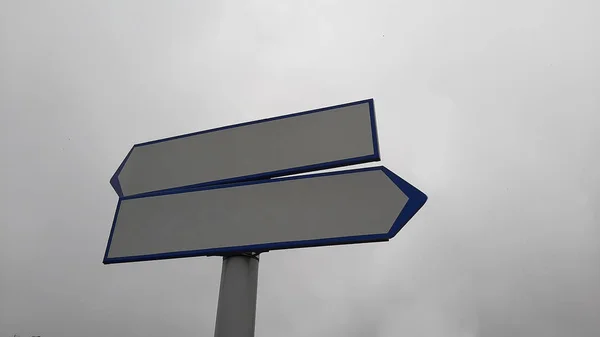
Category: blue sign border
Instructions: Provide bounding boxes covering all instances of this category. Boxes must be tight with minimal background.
[110,98,380,198]
[103,166,427,264]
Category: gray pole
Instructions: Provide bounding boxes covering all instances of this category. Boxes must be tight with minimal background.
[214,253,260,337]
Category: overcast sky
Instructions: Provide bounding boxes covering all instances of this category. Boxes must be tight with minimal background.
[1,1,599,336]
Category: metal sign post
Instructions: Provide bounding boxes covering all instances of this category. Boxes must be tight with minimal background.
[214,254,260,337]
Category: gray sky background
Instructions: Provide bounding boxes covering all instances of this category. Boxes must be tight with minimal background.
[1,1,599,336]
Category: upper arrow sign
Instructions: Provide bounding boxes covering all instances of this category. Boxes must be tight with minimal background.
[103,166,427,264]
[111,99,379,198]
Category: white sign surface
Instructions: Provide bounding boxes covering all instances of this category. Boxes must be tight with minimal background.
[111,99,379,198]
[103,167,427,264]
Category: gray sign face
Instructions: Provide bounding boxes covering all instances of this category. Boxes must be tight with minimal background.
[110,99,379,198]
[103,166,427,264]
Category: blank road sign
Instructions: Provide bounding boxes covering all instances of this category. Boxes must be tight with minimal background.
[103,166,427,264]
[111,99,379,198]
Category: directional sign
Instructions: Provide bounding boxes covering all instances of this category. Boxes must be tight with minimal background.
[103,166,427,264]
[111,99,379,198]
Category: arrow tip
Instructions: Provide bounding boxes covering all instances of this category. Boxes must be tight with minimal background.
[381,167,428,238]
[110,173,124,198]
[110,146,135,198]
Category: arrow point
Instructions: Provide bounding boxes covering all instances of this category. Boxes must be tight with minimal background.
[110,146,135,198]
[381,166,428,238]
[110,173,124,198]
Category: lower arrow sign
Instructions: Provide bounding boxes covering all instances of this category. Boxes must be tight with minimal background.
[103,166,427,264]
